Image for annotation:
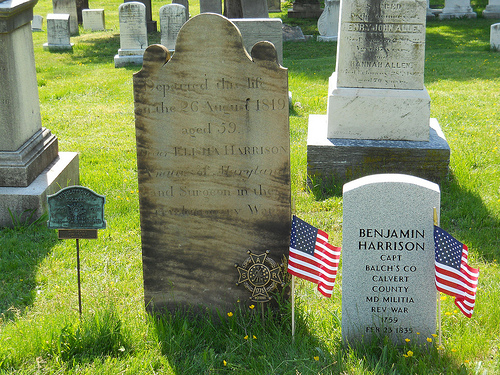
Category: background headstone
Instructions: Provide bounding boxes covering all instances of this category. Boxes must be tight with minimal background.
[133,13,290,314]
[241,0,269,18]
[282,24,306,41]
[76,0,89,24]
[288,0,323,19]
[114,2,148,68]
[439,0,477,19]
[317,0,339,42]
[231,18,283,64]
[483,0,500,18]
[0,0,79,227]
[159,4,186,51]
[52,0,79,35]
[173,0,189,20]
[82,9,105,31]
[200,0,222,14]
[491,23,500,51]
[43,13,73,50]
[124,0,157,32]
[342,174,439,344]
[268,0,281,12]
[31,14,43,31]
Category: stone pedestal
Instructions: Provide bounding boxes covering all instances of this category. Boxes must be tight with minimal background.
[307,115,450,185]
[483,0,500,18]
[439,0,477,19]
[0,0,79,227]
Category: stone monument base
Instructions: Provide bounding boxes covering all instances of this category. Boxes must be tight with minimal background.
[0,152,79,227]
[327,74,431,141]
[0,128,58,187]
[438,9,476,19]
[483,6,500,18]
[317,35,337,42]
[114,49,145,68]
[307,115,450,187]
[43,42,74,51]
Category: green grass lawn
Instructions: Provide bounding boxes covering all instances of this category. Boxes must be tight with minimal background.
[0,0,499,373]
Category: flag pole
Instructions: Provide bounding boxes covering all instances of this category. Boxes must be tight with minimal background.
[433,207,443,348]
[291,275,296,340]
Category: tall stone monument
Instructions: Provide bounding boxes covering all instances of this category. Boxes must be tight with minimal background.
[307,0,449,186]
[133,14,290,314]
[342,174,439,344]
[0,0,79,227]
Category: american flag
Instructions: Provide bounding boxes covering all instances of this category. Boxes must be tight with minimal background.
[288,215,341,298]
[434,226,479,318]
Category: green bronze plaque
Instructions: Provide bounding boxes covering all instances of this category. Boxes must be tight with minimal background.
[47,186,106,230]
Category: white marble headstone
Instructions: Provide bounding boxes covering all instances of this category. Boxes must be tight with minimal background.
[317,0,339,42]
[342,174,439,344]
[159,4,186,51]
[114,2,148,67]
[491,23,500,51]
[43,13,73,50]
[173,0,189,20]
[82,9,105,31]
[31,14,43,31]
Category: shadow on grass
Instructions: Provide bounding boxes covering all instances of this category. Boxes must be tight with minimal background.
[0,224,58,321]
[148,297,338,374]
[440,172,500,263]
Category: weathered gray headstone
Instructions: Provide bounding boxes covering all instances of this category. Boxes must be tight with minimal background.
[52,0,79,35]
[173,0,189,20]
[133,13,290,314]
[231,18,283,64]
[0,0,79,227]
[282,24,306,42]
[31,14,43,31]
[288,0,323,19]
[268,0,281,12]
[159,4,186,51]
[491,23,500,51]
[241,0,269,18]
[439,0,476,19]
[484,0,500,18]
[200,0,222,14]
[43,13,74,51]
[114,2,148,68]
[82,9,105,31]
[317,0,339,42]
[342,174,439,344]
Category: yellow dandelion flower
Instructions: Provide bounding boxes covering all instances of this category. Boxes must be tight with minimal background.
[451,349,457,352]
[244,335,248,340]
[440,295,447,301]
[249,305,255,309]
[403,350,414,358]
[464,360,470,364]
[253,335,257,339]
[227,312,233,317]
[427,338,432,342]
[405,338,410,343]
[431,334,438,338]
[314,356,319,361]
[445,312,452,316]
[223,360,227,366]
[438,345,445,351]
[416,332,420,335]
